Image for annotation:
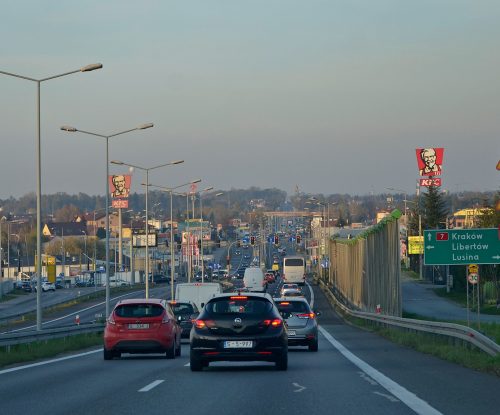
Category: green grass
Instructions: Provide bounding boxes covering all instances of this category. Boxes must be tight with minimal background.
[0,290,29,303]
[0,332,103,368]
[433,287,500,315]
[348,315,500,376]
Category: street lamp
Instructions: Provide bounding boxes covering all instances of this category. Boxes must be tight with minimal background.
[112,159,184,298]
[1,63,102,330]
[146,179,202,298]
[61,124,153,318]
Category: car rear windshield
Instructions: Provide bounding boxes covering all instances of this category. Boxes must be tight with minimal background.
[170,303,196,314]
[277,301,310,313]
[206,297,273,316]
[115,304,164,318]
[285,258,304,266]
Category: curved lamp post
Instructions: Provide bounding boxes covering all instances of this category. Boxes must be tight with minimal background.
[61,123,153,318]
[111,159,184,298]
[1,63,102,330]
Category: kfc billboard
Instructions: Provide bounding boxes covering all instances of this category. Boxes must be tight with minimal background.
[109,174,132,208]
[416,148,444,177]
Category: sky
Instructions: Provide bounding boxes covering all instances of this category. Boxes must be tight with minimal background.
[1,0,499,200]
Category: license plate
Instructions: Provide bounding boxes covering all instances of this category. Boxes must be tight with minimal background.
[128,323,149,329]
[223,341,253,348]
[288,330,296,336]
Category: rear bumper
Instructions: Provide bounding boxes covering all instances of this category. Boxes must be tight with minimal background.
[104,328,175,352]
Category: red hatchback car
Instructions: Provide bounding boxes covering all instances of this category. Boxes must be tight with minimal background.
[104,298,181,360]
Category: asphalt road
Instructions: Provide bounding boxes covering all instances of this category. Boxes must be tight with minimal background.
[1,280,499,415]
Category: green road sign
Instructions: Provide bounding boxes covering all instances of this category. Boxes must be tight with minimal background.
[424,228,500,265]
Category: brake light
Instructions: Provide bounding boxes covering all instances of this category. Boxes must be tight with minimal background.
[279,302,290,306]
[107,314,116,325]
[230,296,248,300]
[297,313,315,319]
[263,319,282,327]
[194,319,215,329]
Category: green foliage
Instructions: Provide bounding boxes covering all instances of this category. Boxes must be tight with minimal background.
[423,185,448,229]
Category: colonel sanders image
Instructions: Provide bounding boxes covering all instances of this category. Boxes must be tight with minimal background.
[419,148,442,176]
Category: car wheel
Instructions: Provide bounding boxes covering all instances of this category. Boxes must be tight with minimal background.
[309,339,319,352]
[275,352,288,371]
[103,348,114,360]
[175,338,181,357]
[190,350,204,371]
[166,340,176,359]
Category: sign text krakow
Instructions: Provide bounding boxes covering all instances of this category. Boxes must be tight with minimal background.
[424,228,500,265]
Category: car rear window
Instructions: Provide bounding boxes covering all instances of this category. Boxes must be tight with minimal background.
[170,303,195,314]
[115,304,164,318]
[206,297,273,316]
[276,301,309,313]
[284,258,303,266]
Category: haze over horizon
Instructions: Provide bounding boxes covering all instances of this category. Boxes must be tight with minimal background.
[1,1,499,200]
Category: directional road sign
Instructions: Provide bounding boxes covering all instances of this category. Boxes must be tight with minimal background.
[424,228,500,265]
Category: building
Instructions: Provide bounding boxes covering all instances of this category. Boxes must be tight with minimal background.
[452,208,493,229]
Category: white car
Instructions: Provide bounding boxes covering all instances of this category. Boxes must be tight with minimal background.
[103,278,130,287]
[280,283,299,297]
[35,281,56,292]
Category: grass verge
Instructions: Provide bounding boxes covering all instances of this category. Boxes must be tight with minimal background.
[0,332,103,368]
[345,314,500,377]
[433,287,500,315]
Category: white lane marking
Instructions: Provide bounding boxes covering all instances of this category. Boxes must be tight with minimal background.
[306,282,314,309]
[138,379,164,392]
[358,371,378,386]
[0,349,102,376]
[292,382,306,393]
[318,326,442,415]
[184,362,190,367]
[5,291,144,333]
[373,391,400,403]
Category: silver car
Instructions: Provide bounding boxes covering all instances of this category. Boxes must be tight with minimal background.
[274,297,319,351]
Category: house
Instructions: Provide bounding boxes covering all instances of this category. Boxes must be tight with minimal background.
[452,208,494,229]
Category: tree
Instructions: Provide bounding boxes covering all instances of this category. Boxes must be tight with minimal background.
[53,204,82,222]
[422,185,448,229]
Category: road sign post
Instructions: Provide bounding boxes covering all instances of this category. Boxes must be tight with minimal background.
[424,228,500,265]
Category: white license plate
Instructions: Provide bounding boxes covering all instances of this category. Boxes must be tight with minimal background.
[288,330,296,336]
[128,323,149,329]
[223,341,253,348]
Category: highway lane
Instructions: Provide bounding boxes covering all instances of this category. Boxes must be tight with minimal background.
[1,280,499,414]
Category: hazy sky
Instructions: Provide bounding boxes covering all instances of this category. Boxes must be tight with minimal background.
[1,0,499,200]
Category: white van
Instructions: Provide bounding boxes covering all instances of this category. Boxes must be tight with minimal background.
[243,267,266,293]
[175,282,222,310]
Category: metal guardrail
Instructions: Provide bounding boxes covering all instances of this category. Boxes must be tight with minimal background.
[317,278,500,357]
[0,323,105,348]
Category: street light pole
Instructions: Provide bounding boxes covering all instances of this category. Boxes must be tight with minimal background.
[199,187,213,283]
[62,123,153,318]
[111,159,184,298]
[1,63,102,330]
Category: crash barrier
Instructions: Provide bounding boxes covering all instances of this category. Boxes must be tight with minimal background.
[0,323,105,349]
[325,209,402,317]
[317,277,500,357]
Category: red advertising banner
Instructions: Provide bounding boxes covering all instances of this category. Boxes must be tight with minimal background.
[419,177,442,187]
[109,174,131,209]
[416,148,444,176]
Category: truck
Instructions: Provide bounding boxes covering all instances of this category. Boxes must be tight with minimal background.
[175,282,222,310]
[243,267,266,293]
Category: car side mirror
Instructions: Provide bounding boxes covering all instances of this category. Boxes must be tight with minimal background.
[315,310,321,316]
[200,303,205,308]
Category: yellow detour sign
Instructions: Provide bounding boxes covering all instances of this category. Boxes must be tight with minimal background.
[272,263,279,271]
[46,255,56,282]
[408,236,424,254]
[468,264,479,274]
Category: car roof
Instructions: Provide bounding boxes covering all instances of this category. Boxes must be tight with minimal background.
[273,297,309,303]
[209,292,274,301]
[117,298,165,306]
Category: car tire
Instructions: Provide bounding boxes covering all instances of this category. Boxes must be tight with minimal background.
[175,338,181,357]
[309,339,319,352]
[275,352,288,371]
[190,351,203,371]
[103,348,114,360]
[166,340,176,359]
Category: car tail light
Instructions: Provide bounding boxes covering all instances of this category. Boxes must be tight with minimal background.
[279,302,290,306]
[107,314,116,325]
[230,296,248,300]
[297,313,315,319]
[162,314,170,324]
[194,319,215,329]
[263,319,282,327]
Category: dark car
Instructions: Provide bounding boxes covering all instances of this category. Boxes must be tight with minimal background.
[189,293,288,371]
[103,298,181,360]
[22,281,33,292]
[168,300,200,338]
